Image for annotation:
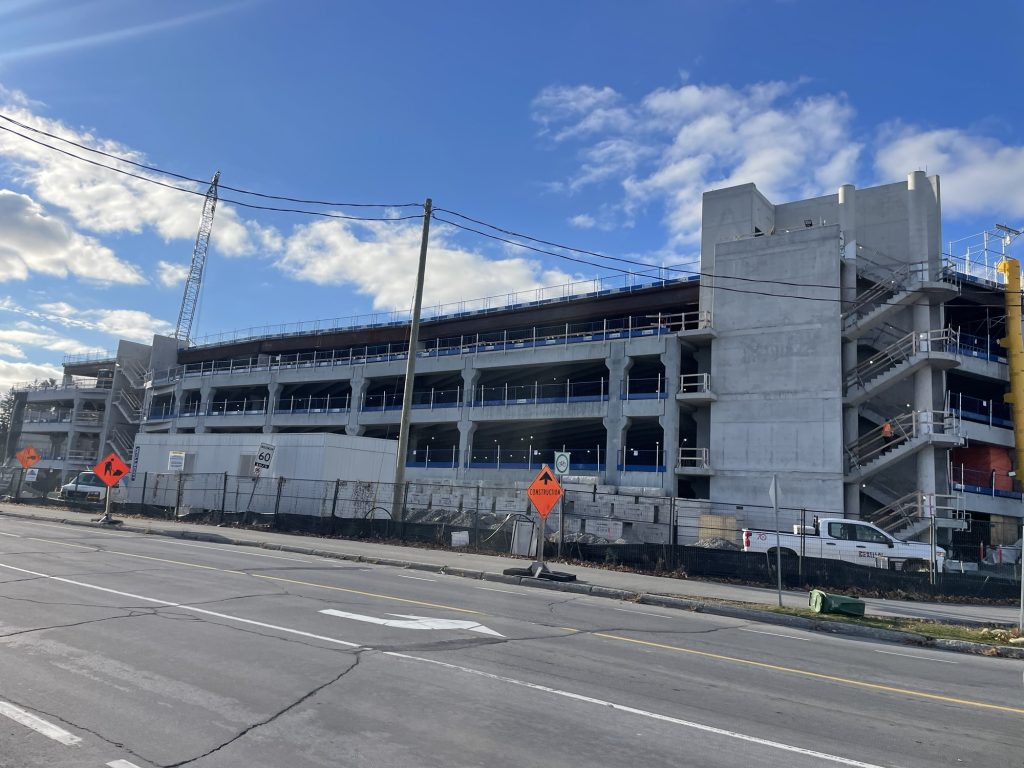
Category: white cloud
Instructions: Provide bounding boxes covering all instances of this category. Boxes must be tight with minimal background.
[531,85,631,140]
[534,80,862,248]
[0,189,145,283]
[0,341,24,358]
[0,99,281,258]
[0,320,103,356]
[36,302,173,342]
[569,214,596,229]
[875,126,1024,220]
[0,359,63,392]
[277,218,579,311]
[156,260,188,288]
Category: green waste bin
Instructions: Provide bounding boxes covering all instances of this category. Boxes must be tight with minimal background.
[809,589,866,617]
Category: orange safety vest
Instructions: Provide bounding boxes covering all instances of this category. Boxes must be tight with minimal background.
[881,422,893,439]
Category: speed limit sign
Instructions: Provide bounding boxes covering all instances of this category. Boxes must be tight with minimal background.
[252,442,276,477]
[553,451,571,475]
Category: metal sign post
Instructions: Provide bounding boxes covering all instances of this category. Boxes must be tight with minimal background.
[769,475,782,607]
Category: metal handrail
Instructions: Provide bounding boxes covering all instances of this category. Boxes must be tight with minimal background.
[845,329,959,392]
[679,373,711,393]
[148,314,683,387]
[866,491,965,535]
[842,262,916,327]
[677,447,710,469]
[846,410,960,469]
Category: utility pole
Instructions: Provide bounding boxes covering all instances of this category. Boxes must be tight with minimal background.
[390,199,432,523]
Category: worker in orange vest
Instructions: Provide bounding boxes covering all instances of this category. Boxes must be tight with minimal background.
[881,420,894,443]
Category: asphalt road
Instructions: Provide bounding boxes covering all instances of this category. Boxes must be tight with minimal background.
[0,516,1020,768]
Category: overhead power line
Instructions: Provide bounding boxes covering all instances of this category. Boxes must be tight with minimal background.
[433,211,1016,309]
[0,112,420,209]
[0,111,1011,308]
[435,205,846,290]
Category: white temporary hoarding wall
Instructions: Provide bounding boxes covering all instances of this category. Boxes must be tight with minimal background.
[128,432,396,502]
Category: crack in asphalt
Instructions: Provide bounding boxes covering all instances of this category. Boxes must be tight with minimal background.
[0,608,158,638]
[162,650,365,768]
[2,695,155,766]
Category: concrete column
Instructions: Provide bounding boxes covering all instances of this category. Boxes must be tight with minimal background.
[456,361,480,480]
[263,383,281,434]
[907,170,940,281]
[168,381,184,435]
[195,383,213,434]
[659,338,682,494]
[457,421,477,480]
[603,344,629,485]
[909,172,939,500]
[346,370,368,436]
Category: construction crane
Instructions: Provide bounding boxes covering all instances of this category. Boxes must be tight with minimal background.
[174,171,221,345]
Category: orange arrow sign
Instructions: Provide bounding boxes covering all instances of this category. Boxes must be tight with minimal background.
[527,464,563,519]
[93,452,129,487]
[16,445,41,469]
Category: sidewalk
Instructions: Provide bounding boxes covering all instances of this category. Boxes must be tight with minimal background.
[2,501,1019,630]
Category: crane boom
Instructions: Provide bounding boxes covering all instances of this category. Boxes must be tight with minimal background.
[174,171,220,345]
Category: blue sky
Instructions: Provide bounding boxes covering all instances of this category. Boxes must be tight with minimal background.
[0,0,1022,387]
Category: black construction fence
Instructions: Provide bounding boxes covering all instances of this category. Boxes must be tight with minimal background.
[2,468,1020,601]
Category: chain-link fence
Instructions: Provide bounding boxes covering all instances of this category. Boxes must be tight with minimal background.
[2,467,1020,600]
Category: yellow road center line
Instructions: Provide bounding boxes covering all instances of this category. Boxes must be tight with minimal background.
[246,572,480,615]
[26,537,95,550]
[101,549,479,615]
[592,632,1024,716]
[5,531,482,616]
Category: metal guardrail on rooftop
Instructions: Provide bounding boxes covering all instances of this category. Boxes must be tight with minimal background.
[62,350,117,365]
[188,271,698,349]
[149,311,705,387]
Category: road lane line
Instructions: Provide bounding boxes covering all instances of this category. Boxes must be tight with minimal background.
[383,652,888,768]
[0,525,480,615]
[476,586,527,596]
[591,632,1023,715]
[26,537,96,550]
[0,701,82,746]
[611,607,673,619]
[739,628,812,642]
[101,549,248,575]
[874,650,958,664]
[241,572,479,613]
[0,561,362,649]
[0,531,20,537]
[397,574,436,582]
[107,761,143,768]
[0,524,479,614]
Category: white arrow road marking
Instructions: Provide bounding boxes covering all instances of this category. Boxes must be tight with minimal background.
[320,609,504,637]
[108,761,144,768]
[0,701,82,746]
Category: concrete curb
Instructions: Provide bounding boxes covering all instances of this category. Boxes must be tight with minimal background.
[2,509,1021,660]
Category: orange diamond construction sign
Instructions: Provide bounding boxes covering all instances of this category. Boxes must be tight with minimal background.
[15,445,41,469]
[527,465,563,519]
[93,452,130,487]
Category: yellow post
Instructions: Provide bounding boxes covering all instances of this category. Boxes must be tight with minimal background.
[997,258,1024,480]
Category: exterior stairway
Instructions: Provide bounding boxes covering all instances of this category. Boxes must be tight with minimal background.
[845,410,963,482]
[844,247,958,340]
[844,329,960,406]
[864,490,969,540]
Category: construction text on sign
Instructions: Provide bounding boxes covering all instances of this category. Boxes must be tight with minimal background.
[15,445,41,469]
[527,464,563,519]
[93,452,129,487]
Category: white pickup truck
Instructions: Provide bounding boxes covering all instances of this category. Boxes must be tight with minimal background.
[742,518,944,572]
